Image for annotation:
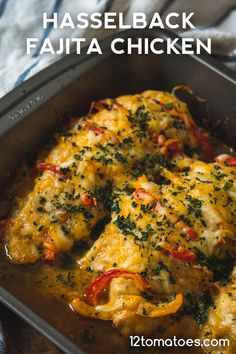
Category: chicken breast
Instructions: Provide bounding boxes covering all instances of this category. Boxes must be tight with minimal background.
[3,90,204,264]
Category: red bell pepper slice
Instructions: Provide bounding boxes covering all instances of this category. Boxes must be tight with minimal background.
[214,154,236,166]
[165,245,197,262]
[42,234,57,261]
[182,225,198,240]
[148,130,166,145]
[192,128,212,161]
[132,188,154,204]
[86,125,105,136]
[36,161,69,179]
[148,131,165,144]
[148,131,159,143]
[164,139,182,159]
[43,248,56,261]
[81,193,96,207]
[226,157,236,166]
[85,269,151,305]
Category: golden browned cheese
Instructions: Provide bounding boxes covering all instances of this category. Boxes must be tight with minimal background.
[1,90,236,351]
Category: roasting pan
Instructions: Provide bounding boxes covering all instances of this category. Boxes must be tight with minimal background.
[0,29,236,354]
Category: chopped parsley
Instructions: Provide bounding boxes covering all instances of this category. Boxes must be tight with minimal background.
[223,181,233,191]
[114,151,127,163]
[165,102,174,110]
[114,215,136,236]
[60,254,76,270]
[39,196,46,205]
[59,167,71,176]
[56,272,75,287]
[111,200,121,213]
[173,120,185,130]
[182,291,214,325]
[61,225,70,236]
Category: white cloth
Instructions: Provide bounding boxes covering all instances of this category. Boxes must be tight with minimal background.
[0,322,5,354]
[0,0,236,352]
[0,0,236,99]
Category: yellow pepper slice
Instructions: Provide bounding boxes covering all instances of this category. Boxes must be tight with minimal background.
[136,293,183,318]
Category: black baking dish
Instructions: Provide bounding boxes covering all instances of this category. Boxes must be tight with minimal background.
[0,29,236,354]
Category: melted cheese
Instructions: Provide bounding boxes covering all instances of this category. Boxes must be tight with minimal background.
[2,90,236,351]
[4,90,200,264]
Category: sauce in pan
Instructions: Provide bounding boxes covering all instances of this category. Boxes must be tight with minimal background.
[0,246,202,354]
